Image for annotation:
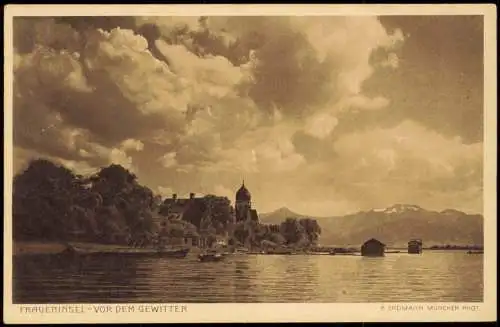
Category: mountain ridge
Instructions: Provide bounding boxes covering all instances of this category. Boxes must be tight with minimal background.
[259,204,484,247]
[260,203,482,219]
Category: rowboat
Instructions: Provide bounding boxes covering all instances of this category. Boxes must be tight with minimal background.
[198,253,225,262]
[265,248,294,255]
[198,248,226,262]
[329,252,358,256]
[61,243,190,258]
[329,248,358,255]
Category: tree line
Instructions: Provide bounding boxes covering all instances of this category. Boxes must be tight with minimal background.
[231,217,321,249]
[13,159,321,248]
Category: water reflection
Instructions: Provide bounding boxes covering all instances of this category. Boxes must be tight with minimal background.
[14,254,145,303]
[13,251,483,303]
[251,255,320,302]
[232,259,255,302]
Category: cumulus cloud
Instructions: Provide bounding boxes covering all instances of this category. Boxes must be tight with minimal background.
[213,184,234,200]
[201,17,404,117]
[341,95,391,112]
[135,16,202,35]
[157,186,174,198]
[11,16,482,216]
[330,120,483,212]
[381,52,400,68]
[121,139,144,152]
[197,121,306,175]
[159,152,178,168]
[304,113,339,139]
[14,17,255,170]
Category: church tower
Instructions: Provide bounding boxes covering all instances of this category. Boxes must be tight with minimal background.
[235,180,251,222]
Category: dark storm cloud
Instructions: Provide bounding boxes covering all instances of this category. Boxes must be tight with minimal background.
[13,22,171,146]
[204,17,340,118]
[54,16,137,31]
[11,15,485,216]
[13,93,82,163]
[360,15,484,143]
[146,16,342,118]
[291,131,338,163]
[136,23,171,66]
[13,17,81,54]
[53,17,173,66]
[12,17,190,172]
[247,31,335,118]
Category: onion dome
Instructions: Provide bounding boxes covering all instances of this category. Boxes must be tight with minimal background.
[236,180,251,201]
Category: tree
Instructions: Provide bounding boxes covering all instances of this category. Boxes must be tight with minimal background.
[88,164,156,244]
[13,159,162,245]
[299,218,322,246]
[89,164,137,206]
[181,199,206,228]
[233,221,249,246]
[152,195,163,211]
[157,216,200,246]
[167,223,186,238]
[251,223,270,244]
[279,217,306,245]
[204,195,233,233]
[102,208,130,243]
[13,159,86,241]
[270,232,286,245]
[181,194,233,235]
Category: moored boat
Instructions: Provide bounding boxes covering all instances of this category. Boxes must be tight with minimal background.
[198,253,225,262]
[265,248,294,255]
[61,243,190,258]
[467,250,484,254]
[234,247,249,254]
[329,247,358,255]
[198,249,226,262]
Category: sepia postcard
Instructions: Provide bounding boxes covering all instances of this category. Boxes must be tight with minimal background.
[3,4,497,324]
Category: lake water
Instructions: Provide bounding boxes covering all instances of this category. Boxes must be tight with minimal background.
[13,251,483,303]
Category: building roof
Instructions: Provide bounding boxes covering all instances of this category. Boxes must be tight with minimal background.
[236,181,251,201]
[160,196,204,221]
[363,238,386,246]
[163,198,191,206]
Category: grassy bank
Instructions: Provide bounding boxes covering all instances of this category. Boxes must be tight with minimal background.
[13,241,68,256]
[13,241,205,256]
[13,241,137,256]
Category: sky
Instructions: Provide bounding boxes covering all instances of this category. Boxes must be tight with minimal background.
[11,15,484,216]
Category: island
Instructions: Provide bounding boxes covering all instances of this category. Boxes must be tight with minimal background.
[13,159,323,256]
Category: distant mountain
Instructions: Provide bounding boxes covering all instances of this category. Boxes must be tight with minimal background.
[371,203,423,214]
[259,204,483,247]
[259,207,308,223]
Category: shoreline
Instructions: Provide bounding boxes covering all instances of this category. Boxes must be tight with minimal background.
[12,241,204,256]
[12,241,483,256]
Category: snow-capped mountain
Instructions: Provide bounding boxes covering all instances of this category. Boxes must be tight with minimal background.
[372,204,423,214]
[260,204,483,247]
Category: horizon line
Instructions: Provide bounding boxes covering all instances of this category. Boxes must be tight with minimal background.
[258,205,484,218]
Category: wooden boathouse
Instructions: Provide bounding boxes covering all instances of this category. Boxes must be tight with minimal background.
[408,239,423,254]
[361,238,386,257]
